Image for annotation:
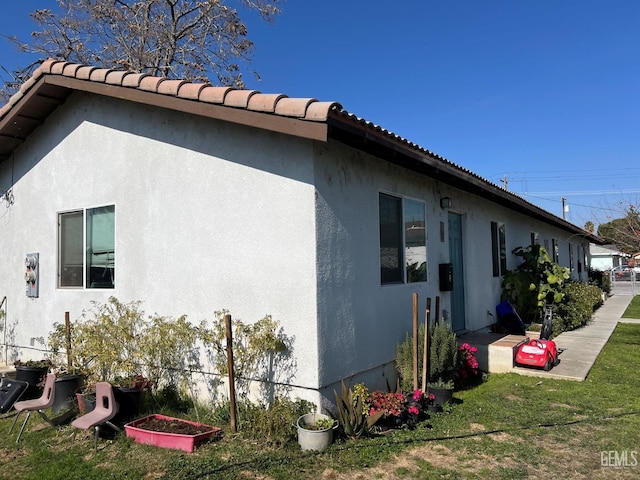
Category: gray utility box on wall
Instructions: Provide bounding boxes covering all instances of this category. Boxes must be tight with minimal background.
[25,253,39,298]
[439,263,453,291]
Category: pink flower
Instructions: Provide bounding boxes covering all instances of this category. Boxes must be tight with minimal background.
[412,389,422,402]
[408,406,419,415]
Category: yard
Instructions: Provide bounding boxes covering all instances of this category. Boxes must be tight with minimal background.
[1,297,639,479]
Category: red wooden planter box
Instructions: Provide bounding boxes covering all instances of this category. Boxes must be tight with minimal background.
[124,414,220,453]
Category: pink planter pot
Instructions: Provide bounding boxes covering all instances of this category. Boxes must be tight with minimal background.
[124,414,220,453]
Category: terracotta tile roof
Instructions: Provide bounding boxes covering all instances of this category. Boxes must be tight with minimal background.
[0,59,602,242]
[3,59,342,122]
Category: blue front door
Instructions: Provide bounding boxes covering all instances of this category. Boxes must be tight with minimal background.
[448,212,466,332]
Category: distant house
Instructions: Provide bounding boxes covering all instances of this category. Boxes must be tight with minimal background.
[0,60,602,407]
[589,244,628,271]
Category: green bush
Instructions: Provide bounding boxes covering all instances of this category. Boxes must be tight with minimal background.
[235,397,315,446]
[552,281,603,336]
[396,324,425,392]
[501,245,569,324]
[396,322,458,391]
[588,268,611,295]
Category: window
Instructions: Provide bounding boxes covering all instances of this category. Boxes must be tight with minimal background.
[59,205,115,288]
[530,231,539,245]
[552,238,559,263]
[379,193,427,284]
[569,243,574,271]
[491,221,506,277]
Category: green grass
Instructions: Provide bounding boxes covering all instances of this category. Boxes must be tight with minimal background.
[2,320,640,479]
[622,295,640,319]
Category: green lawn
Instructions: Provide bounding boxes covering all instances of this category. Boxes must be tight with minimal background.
[622,295,640,319]
[1,314,639,479]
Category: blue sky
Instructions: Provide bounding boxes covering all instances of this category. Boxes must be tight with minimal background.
[1,1,639,230]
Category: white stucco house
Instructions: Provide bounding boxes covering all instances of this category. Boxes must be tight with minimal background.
[0,59,601,406]
[589,244,628,271]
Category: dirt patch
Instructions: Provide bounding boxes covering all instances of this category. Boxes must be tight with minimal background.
[0,447,27,462]
[135,417,213,435]
[505,394,524,401]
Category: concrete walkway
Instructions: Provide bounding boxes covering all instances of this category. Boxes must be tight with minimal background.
[513,294,636,381]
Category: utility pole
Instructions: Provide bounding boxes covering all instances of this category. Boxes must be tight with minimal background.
[502,175,508,190]
[562,197,566,220]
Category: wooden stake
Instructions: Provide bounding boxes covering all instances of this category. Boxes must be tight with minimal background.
[422,298,431,391]
[412,293,419,391]
[225,314,238,433]
[65,311,72,371]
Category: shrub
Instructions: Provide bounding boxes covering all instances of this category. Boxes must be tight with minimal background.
[429,323,458,387]
[395,323,425,392]
[236,397,315,446]
[588,268,611,295]
[552,281,603,336]
[501,245,570,324]
[396,322,459,391]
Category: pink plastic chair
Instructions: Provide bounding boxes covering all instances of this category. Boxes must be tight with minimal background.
[71,382,121,450]
[9,373,56,443]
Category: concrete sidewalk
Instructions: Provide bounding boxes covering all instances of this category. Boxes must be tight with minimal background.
[513,294,636,381]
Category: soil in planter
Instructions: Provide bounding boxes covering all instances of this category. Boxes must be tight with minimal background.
[138,417,212,435]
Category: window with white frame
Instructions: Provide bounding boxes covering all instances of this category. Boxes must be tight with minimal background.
[491,221,507,277]
[552,238,559,263]
[379,193,427,284]
[58,205,115,288]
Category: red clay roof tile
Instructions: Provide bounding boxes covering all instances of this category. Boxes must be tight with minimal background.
[122,72,150,88]
[139,76,165,92]
[224,89,258,108]
[247,93,287,113]
[157,79,186,96]
[177,83,209,100]
[89,68,114,83]
[104,70,130,85]
[76,66,98,80]
[274,98,317,118]
[62,63,82,77]
[199,86,233,104]
[51,61,70,75]
[304,101,341,121]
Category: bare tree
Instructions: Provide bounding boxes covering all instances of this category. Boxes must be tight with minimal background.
[1,0,283,100]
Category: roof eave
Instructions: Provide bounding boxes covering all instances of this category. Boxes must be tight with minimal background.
[326,111,603,245]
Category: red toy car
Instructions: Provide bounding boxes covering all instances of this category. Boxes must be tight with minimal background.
[515,338,559,371]
[515,294,561,371]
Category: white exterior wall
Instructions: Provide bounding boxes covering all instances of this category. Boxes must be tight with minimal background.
[0,90,593,408]
[313,140,591,397]
[0,93,321,401]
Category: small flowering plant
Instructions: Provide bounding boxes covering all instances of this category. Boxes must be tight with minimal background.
[368,388,431,429]
[457,342,480,387]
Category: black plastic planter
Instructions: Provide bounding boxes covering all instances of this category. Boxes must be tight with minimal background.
[51,374,85,413]
[15,365,48,400]
[113,387,144,427]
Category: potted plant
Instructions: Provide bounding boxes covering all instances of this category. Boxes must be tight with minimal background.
[75,384,97,415]
[427,322,458,406]
[112,374,153,426]
[296,409,337,451]
[13,359,51,399]
[49,366,86,414]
